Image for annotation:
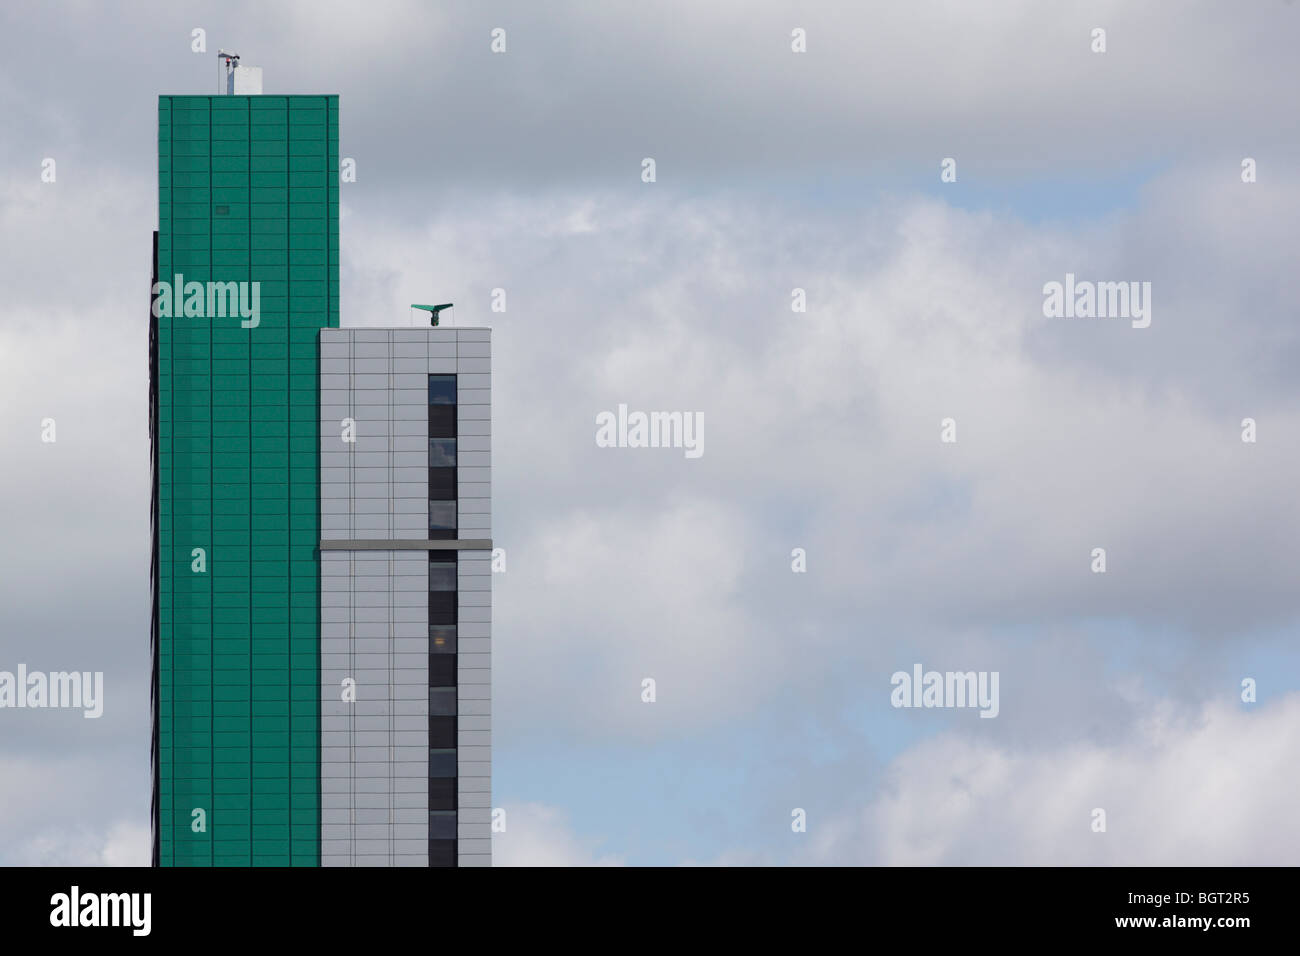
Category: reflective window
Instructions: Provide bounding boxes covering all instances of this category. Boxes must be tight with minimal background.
[428,812,457,840]
[428,375,457,405]
[429,687,456,716]
[429,749,457,776]
[429,438,457,467]
[428,560,456,591]
[429,500,456,535]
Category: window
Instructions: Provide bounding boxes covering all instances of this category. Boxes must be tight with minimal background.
[429,438,457,467]
[429,591,456,624]
[429,777,455,811]
[428,750,457,777]
[429,625,457,654]
[429,655,456,687]
[428,812,457,840]
[429,839,456,867]
[428,467,457,500]
[429,716,456,749]
[428,560,456,591]
[429,501,457,538]
[429,687,456,716]
[428,405,456,438]
[428,375,457,404]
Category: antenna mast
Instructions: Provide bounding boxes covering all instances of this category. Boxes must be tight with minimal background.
[216,49,240,94]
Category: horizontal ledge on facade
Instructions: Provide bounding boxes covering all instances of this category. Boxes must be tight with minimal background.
[319,538,493,551]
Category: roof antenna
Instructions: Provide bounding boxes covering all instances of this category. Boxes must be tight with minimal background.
[412,303,454,327]
[216,49,240,94]
[216,49,262,94]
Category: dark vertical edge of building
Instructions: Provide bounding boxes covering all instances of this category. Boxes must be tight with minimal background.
[318,94,334,866]
[149,227,161,868]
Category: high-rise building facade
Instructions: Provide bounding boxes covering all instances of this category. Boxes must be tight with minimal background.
[151,83,490,866]
[151,91,338,866]
[317,328,492,867]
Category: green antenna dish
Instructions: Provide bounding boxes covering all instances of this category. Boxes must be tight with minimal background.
[412,303,454,326]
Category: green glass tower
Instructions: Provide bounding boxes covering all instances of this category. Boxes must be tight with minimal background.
[150,92,339,866]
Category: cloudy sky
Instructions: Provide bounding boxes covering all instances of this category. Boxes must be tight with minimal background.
[2,0,1298,866]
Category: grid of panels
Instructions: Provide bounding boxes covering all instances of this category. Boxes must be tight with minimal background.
[454,331,492,866]
[154,93,339,866]
[321,550,430,865]
[319,330,431,865]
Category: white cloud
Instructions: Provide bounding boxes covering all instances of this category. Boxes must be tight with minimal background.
[806,694,1300,865]
[492,803,624,866]
[5,821,149,867]
[0,752,148,866]
[497,499,765,735]
[338,174,1300,743]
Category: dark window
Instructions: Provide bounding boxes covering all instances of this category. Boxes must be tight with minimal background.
[429,438,457,467]
[429,750,457,776]
[428,375,457,405]
[429,625,457,654]
[429,591,456,625]
[428,467,457,500]
[428,405,456,438]
[429,839,456,867]
[429,655,457,688]
[429,812,457,841]
[429,777,456,811]
[429,688,456,716]
[429,715,456,749]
